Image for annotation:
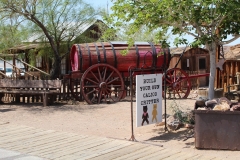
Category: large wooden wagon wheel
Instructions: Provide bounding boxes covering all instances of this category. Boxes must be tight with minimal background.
[163,68,191,99]
[81,64,125,104]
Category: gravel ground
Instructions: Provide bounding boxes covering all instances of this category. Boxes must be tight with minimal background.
[0,96,240,159]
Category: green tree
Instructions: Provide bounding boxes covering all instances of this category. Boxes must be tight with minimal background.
[0,0,100,79]
[109,0,240,99]
[101,23,170,43]
[101,9,170,43]
[0,24,26,51]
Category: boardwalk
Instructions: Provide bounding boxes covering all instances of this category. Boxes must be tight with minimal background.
[0,123,223,160]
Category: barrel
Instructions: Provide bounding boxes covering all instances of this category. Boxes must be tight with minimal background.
[70,41,171,72]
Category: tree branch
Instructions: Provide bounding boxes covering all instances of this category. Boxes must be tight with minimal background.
[221,35,240,45]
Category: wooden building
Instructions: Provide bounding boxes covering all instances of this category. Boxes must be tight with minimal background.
[3,19,106,79]
[215,44,240,92]
[169,47,210,88]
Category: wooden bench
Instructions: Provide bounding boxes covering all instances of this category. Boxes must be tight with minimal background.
[0,79,62,106]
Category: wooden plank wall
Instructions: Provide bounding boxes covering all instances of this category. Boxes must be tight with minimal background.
[215,60,240,92]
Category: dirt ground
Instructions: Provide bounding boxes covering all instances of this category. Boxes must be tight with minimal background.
[0,96,240,159]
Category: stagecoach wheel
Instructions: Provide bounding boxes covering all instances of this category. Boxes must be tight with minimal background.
[81,64,125,104]
[163,68,191,99]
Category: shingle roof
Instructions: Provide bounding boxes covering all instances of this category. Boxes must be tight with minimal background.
[8,43,40,51]
[24,19,100,42]
[224,44,240,60]
[170,46,191,54]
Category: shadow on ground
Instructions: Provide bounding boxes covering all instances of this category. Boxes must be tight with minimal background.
[0,101,107,113]
[0,108,15,112]
[145,127,195,148]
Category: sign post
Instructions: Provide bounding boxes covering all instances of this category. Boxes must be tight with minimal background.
[136,74,162,127]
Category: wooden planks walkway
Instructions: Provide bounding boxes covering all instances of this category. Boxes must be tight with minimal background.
[0,123,219,160]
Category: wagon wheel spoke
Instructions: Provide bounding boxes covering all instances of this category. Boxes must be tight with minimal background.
[90,94,97,103]
[86,77,99,85]
[165,78,173,84]
[102,67,107,81]
[174,76,181,82]
[81,64,124,104]
[90,70,100,83]
[176,89,185,98]
[105,71,114,82]
[109,95,116,102]
[107,77,119,84]
[98,67,102,82]
[84,85,98,88]
[173,71,177,82]
[86,88,97,96]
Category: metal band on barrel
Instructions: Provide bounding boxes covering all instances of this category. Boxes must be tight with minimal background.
[94,43,101,63]
[109,42,117,68]
[148,42,157,68]
[101,42,107,63]
[85,43,92,67]
[135,44,140,68]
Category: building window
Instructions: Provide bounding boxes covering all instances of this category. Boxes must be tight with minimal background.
[199,58,206,70]
[181,58,190,70]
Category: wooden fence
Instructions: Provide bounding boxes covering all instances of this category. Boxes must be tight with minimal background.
[185,71,202,90]
[215,60,240,92]
[0,71,63,104]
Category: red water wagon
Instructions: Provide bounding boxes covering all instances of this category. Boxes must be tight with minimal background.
[65,41,193,104]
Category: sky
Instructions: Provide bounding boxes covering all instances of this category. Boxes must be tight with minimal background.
[90,0,240,47]
[90,0,112,11]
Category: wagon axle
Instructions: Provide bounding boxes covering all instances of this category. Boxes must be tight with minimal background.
[99,82,107,89]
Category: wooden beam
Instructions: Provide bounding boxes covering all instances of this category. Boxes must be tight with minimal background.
[0,79,61,88]
[0,54,19,57]
[16,58,50,76]
[0,57,37,78]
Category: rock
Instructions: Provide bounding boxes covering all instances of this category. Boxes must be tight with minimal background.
[156,121,165,126]
[230,104,240,111]
[213,101,230,111]
[197,107,207,110]
[167,121,183,131]
[205,99,218,109]
[167,115,183,131]
[195,99,206,107]
[218,97,232,105]
[184,124,194,129]
[195,97,208,109]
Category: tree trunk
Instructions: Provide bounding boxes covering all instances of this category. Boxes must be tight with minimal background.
[50,56,61,79]
[206,42,217,100]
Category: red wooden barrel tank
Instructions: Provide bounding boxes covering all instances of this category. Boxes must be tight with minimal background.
[70,41,171,72]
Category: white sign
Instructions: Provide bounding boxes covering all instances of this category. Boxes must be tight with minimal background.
[136,74,162,127]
